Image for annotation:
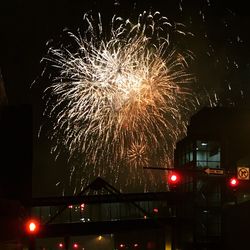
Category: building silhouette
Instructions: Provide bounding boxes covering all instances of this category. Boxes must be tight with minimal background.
[174,107,250,249]
[0,73,33,249]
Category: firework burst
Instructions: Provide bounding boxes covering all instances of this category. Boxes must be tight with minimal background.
[43,11,201,191]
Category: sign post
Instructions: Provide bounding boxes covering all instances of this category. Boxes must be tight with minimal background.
[237,167,249,180]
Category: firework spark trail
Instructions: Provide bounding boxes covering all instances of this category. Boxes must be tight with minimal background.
[43,11,202,191]
[36,0,249,192]
[177,0,246,105]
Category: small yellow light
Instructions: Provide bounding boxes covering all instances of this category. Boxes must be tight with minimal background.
[98,236,102,241]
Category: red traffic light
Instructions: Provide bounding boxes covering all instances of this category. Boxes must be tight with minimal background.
[229,177,239,187]
[25,219,40,235]
[73,243,79,249]
[168,172,181,185]
[58,243,64,248]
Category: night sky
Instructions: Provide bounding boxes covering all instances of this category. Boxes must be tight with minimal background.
[1,0,250,196]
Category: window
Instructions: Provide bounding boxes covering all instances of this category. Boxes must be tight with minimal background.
[178,140,194,167]
[196,141,221,168]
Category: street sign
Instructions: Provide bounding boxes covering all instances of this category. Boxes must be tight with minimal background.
[204,168,224,175]
[237,167,249,180]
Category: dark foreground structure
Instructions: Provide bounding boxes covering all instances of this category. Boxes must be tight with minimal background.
[0,104,33,249]
[174,107,250,249]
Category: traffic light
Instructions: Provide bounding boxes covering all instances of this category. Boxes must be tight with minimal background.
[229,177,238,187]
[167,172,181,188]
[24,218,40,235]
[73,243,79,249]
[228,177,239,190]
[58,242,64,248]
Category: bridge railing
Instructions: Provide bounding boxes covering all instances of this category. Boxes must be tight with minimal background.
[31,199,176,225]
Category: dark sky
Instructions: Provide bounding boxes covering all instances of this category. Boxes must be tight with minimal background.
[1,0,250,104]
[1,0,250,196]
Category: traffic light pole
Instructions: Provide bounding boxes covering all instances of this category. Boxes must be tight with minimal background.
[64,235,70,250]
[28,236,36,250]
